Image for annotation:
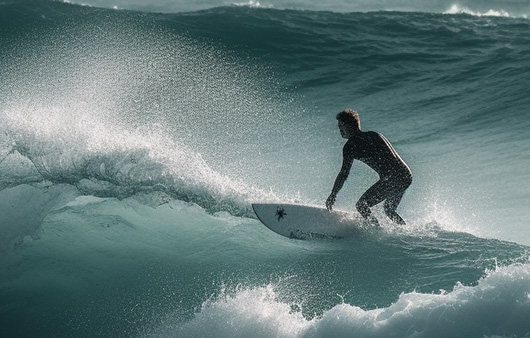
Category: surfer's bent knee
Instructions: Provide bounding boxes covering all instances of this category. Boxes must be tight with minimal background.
[356,200,371,218]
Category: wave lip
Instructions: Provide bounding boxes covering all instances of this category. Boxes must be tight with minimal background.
[1,109,265,216]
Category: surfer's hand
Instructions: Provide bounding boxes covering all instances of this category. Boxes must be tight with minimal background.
[326,194,336,211]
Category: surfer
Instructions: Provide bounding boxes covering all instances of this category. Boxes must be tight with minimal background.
[326,109,412,225]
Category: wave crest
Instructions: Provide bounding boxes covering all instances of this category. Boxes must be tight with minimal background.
[444,4,511,17]
[1,107,276,216]
[148,262,530,337]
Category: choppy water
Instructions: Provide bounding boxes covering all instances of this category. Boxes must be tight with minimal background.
[1,0,530,337]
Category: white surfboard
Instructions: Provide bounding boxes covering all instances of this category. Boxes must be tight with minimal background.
[252,203,367,239]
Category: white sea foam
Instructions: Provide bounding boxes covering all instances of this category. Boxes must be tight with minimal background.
[232,1,268,8]
[149,262,530,337]
[444,4,511,17]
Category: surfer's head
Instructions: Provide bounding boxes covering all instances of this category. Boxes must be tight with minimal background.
[336,109,360,138]
[336,109,360,129]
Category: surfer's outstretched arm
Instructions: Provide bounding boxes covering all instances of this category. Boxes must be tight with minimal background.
[326,146,354,211]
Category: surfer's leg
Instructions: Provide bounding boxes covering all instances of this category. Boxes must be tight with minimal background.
[356,180,387,224]
[383,192,406,225]
[383,178,411,225]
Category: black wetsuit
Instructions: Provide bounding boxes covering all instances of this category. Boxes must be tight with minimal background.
[340,130,412,223]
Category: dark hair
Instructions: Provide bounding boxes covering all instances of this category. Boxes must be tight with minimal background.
[336,109,360,129]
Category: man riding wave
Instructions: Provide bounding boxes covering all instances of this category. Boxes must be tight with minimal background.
[326,109,412,225]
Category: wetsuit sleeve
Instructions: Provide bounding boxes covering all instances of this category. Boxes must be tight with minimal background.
[330,143,355,196]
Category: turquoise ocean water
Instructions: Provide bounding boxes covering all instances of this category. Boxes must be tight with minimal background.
[1,0,530,337]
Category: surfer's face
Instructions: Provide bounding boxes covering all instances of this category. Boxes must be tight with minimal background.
[338,121,354,139]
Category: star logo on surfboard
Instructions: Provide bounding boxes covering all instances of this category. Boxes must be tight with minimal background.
[275,206,287,221]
